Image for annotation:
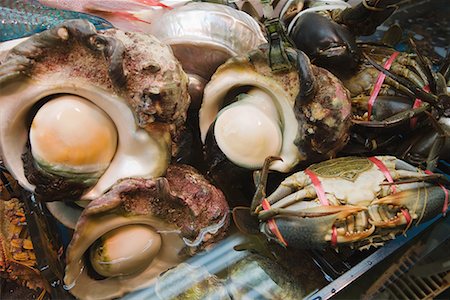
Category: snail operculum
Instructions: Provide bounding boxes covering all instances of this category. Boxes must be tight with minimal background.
[89,224,162,278]
[23,95,118,201]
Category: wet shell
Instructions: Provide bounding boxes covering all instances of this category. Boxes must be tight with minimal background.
[64,164,229,300]
[199,45,351,172]
[149,2,266,108]
[0,20,190,227]
[200,47,301,172]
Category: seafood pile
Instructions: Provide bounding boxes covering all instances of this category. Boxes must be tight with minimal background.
[0,0,448,299]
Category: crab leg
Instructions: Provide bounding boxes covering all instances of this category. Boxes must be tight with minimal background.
[363,52,440,106]
[352,103,430,127]
[390,169,442,181]
[262,205,374,248]
[388,63,427,88]
[258,204,365,221]
[408,37,437,93]
[266,158,442,213]
[266,171,314,202]
[268,185,317,209]
[361,50,431,87]
[251,156,282,213]
[438,50,450,82]
[424,112,448,170]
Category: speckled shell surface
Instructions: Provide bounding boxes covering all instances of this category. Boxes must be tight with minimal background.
[0,20,190,203]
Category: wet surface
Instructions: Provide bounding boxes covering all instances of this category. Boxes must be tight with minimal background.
[1,1,449,299]
[359,0,449,66]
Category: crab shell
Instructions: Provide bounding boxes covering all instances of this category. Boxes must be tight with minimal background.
[199,46,352,172]
[64,164,229,300]
[0,20,190,225]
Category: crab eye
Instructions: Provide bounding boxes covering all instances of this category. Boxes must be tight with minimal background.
[29,95,118,179]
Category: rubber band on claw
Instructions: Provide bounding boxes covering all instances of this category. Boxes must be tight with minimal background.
[262,199,288,247]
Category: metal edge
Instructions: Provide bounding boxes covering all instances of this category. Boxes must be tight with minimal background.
[305,215,448,300]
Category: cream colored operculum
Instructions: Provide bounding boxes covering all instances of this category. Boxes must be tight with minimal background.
[214,91,282,169]
[89,224,162,277]
[29,95,118,175]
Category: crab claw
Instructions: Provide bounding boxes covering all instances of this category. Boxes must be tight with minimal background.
[260,205,372,249]
[370,186,448,228]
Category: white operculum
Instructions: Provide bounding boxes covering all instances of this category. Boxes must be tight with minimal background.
[29,95,118,181]
[89,224,162,278]
[214,88,282,169]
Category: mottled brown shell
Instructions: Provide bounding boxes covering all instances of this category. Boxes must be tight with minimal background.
[1,20,189,156]
[200,45,351,172]
[294,66,352,161]
[65,164,229,300]
[0,20,191,205]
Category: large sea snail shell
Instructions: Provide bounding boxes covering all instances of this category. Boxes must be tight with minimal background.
[149,2,266,111]
[64,164,229,300]
[199,48,302,172]
[199,46,352,172]
[0,20,190,225]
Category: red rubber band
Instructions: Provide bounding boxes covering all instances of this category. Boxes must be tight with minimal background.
[401,208,412,226]
[367,51,400,121]
[410,85,430,128]
[262,199,288,246]
[424,170,449,216]
[331,226,338,247]
[305,169,329,206]
[139,0,172,9]
[305,169,338,246]
[369,157,397,193]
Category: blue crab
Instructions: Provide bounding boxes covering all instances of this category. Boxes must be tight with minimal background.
[235,156,449,250]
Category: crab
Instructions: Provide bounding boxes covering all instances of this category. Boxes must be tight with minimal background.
[234,156,449,250]
[341,36,450,170]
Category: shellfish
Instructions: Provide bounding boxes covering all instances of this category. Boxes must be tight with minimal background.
[148,2,266,112]
[0,20,190,227]
[64,164,229,300]
[199,43,352,173]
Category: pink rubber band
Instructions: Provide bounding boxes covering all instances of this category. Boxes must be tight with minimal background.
[410,85,430,128]
[401,208,412,226]
[369,157,397,193]
[305,169,329,206]
[262,199,288,246]
[304,169,338,246]
[367,51,400,121]
[331,226,338,248]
